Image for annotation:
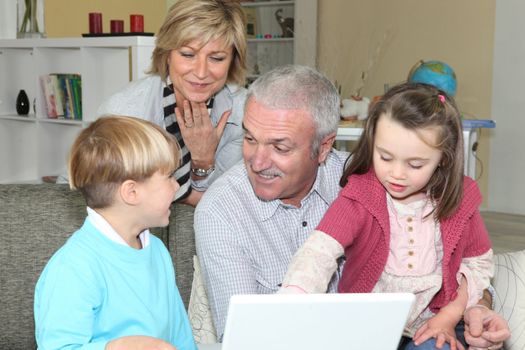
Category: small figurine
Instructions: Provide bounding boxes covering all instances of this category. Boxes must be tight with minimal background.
[275,9,294,38]
[340,96,370,121]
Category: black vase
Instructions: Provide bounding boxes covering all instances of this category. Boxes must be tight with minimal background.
[16,89,30,115]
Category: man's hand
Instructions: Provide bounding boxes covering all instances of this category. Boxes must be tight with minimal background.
[463,305,510,350]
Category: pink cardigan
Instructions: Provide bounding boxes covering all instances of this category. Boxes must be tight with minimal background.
[317,170,492,312]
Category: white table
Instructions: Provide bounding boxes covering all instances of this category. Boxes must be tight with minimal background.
[336,126,479,179]
[198,344,221,350]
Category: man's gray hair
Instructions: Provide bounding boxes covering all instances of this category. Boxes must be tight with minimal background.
[246,65,340,156]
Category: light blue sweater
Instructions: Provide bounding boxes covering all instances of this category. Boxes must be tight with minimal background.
[34,219,197,350]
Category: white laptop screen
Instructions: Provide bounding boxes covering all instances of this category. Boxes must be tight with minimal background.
[219,293,415,350]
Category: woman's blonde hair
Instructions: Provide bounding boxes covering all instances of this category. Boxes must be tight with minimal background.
[68,116,180,209]
[149,0,247,86]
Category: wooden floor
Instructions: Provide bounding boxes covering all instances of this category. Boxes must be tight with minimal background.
[481,211,525,254]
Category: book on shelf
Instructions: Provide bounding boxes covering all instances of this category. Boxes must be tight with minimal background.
[39,73,82,120]
[242,7,257,38]
[39,75,61,118]
[70,75,82,120]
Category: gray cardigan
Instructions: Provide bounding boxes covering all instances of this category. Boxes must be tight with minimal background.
[97,75,247,190]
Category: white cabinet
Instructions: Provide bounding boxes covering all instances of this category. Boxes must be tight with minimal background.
[0,37,155,183]
[241,0,317,82]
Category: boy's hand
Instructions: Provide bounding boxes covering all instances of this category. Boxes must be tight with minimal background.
[106,335,178,350]
[413,313,465,350]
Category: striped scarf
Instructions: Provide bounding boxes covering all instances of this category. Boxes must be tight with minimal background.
[162,80,214,201]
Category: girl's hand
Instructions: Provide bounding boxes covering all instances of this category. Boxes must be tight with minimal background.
[175,100,231,169]
[413,313,465,350]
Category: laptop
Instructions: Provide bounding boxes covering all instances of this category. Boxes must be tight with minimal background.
[198,292,414,350]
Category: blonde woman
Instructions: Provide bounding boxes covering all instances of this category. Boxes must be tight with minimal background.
[98,0,247,206]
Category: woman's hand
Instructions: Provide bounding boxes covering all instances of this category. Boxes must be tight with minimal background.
[413,313,465,350]
[175,99,231,169]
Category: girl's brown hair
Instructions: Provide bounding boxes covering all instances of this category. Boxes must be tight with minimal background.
[341,82,464,220]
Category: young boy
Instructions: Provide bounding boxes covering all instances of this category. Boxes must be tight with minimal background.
[34,116,197,350]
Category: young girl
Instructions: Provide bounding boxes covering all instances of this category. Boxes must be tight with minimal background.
[34,116,197,350]
[280,83,494,350]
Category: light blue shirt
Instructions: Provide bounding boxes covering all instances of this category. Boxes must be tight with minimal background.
[34,218,197,350]
[195,150,349,338]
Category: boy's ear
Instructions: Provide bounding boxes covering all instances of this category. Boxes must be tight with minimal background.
[119,179,140,205]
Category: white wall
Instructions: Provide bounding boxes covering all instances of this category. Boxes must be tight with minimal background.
[489,0,525,215]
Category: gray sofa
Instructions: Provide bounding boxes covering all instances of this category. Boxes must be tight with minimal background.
[1,184,524,350]
[0,184,196,350]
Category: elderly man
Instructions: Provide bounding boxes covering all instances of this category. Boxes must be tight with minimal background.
[195,65,345,337]
[195,65,510,349]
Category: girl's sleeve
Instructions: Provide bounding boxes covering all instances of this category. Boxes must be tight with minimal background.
[458,249,494,307]
[458,183,494,307]
[279,230,344,294]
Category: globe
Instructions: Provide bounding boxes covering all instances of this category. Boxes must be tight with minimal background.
[408,60,457,97]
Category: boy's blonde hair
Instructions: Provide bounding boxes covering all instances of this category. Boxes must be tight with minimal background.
[149,0,247,86]
[68,116,180,209]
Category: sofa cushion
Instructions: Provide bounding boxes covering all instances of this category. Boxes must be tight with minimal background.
[493,249,525,350]
[0,184,86,349]
[0,184,172,349]
[167,203,196,308]
[188,255,217,344]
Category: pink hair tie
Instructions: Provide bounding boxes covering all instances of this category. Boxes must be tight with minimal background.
[438,94,446,103]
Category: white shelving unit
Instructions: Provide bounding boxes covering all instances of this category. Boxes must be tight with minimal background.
[0,37,155,183]
[241,0,317,82]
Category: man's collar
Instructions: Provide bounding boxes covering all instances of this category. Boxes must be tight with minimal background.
[315,159,338,206]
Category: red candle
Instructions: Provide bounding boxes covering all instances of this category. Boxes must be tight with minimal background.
[110,20,124,34]
[130,14,144,33]
[88,13,103,34]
